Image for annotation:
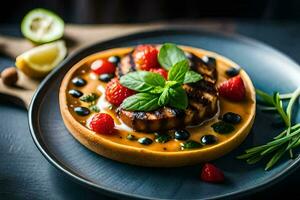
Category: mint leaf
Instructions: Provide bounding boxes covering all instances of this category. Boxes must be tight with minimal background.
[120,71,165,92]
[184,70,202,84]
[158,43,187,70]
[158,88,170,106]
[167,60,189,83]
[168,87,188,110]
[121,93,160,111]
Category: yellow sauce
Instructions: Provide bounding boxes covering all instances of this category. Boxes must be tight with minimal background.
[66,47,255,153]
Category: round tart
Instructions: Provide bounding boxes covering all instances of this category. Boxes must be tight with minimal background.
[59,45,256,167]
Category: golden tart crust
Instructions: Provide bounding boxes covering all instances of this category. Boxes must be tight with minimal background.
[59,46,256,167]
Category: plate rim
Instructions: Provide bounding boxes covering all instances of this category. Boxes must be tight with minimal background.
[28,27,300,200]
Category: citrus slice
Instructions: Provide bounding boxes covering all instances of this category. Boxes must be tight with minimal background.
[21,8,64,44]
[16,40,67,78]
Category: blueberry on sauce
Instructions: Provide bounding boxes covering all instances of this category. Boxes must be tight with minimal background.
[74,106,90,116]
[108,56,120,65]
[174,129,190,141]
[72,77,86,87]
[99,73,114,82]
[222,112,242,124]
[202,56,216,68]
[68,89,83,98]
[201,135,217,145]
[225,67,240,77]
[138,137,153,145]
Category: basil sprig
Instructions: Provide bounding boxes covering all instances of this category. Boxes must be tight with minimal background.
[119,43,202,111]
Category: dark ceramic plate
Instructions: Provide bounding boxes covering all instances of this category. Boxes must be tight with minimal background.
[29,28,300,199]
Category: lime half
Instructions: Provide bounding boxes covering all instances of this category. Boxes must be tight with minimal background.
[21,8,64,44]
[16,40,67,78]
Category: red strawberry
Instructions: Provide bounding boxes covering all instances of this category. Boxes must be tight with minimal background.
[105,78,135,106]
[89,113,115,134]
[149,68,168,79]
[91,59,116,75]
[133,44,159,71]
[200,163,225,183]
[218,75,246,101]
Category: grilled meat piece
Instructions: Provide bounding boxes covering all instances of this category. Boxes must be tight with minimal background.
[116,50,219,132]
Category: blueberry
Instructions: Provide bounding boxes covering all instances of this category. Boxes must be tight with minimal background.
[201,135,217,145]
[99,73,114,82]
[68,89,83,98]
[72,77,86,87]
[108,56,120,65]
[175,129,190,141]
[211,121,235,134]
[222,112,242,124]
[202,56,216,68]
[138,137,153,145]
[74,107,90,116]
[226,67,240,77]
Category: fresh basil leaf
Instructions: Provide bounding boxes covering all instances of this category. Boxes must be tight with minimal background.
[149,86,165,94]
[168,87,188,110]
[120,71,165,92]
[167,60,189,83]
[121,93,160,111]
[184,70,203,84]
[158,43,187,70]
[158,88,170,106]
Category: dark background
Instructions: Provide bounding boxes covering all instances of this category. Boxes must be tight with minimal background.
[1,0,300,24]
[0,0,300,199]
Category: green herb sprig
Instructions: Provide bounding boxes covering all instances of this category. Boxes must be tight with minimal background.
[80,93,100,113]
[120,43,202,111]
[237,87,300,170]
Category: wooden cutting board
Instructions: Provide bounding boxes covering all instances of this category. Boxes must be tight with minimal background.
[0,22,235,108]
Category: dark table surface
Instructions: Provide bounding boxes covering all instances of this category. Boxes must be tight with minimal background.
[0,21,299,200]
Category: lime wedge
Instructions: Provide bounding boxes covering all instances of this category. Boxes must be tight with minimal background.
[16,41,67,78]
[21,8,64,44]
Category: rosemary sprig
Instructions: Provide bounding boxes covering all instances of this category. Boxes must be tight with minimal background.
[237,87,300,170]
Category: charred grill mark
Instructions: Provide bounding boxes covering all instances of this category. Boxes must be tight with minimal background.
[170,108,185,118]
[118,48,219,132]
[187,80,217,94]
[128,53,137,72]
[116,62,125,77]
[133,111,147,120]
[154,109,165,119]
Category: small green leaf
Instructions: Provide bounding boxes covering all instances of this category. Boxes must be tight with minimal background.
[80,93,98,102]
[158,88,170,106]
[158,43,187,70]
[184,70,202,84]
[167,60,189,83]
[181,140,202,150]
[155,133,171,143]
[168,87,188,110]
[121,93,160,111]
[89,104,100,112]
[120,71,165,92]
[211,121,235,134]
